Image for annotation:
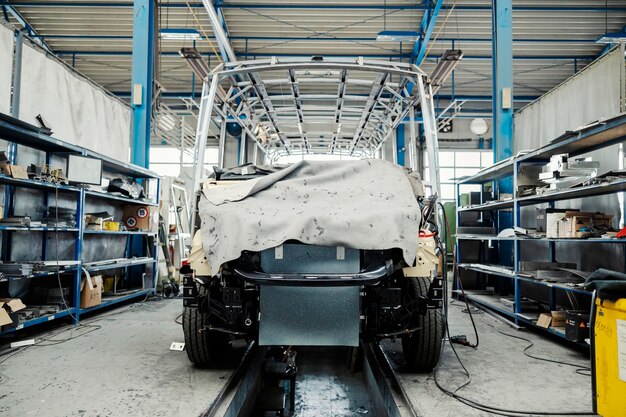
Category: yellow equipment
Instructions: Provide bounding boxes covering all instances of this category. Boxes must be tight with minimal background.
[102,221,120,231]
[592,297,626,417]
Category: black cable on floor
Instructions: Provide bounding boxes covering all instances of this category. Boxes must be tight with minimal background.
[432,202,595,416]
[479,317,591,376]
[434,306,595,416]
[439,203,479,348]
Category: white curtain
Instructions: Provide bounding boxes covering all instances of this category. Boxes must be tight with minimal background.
[514,46,624,151]
[0,24,13,115]
[18,45,131,163]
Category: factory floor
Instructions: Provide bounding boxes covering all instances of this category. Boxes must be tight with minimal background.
[0,297,594,417]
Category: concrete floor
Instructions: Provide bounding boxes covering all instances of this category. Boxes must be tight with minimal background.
[0,299,234,417]
[0,297,594,417]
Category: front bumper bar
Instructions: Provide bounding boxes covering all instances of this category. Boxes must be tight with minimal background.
[232,260,394,286]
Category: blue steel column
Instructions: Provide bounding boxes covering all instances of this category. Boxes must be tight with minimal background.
[129,0,155,302]
[492,0,515,318]
[73,188,85,323]
[396,127,405,167]
[130,0,155,168]
[492,0,513,166]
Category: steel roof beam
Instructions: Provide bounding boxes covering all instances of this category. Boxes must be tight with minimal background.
[413,0,443,65]
[115,91,539,102]
[201,0,236,63]
[596,24,626,58]
[10,2,626,11]
[31,34,602,44]
[214,0,231,37]
[219,4,626,12]
[0,0,54,53]
[55,51,596,61]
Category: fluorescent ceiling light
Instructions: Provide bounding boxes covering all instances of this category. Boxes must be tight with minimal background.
[376,30,420,42]
[160,28,202,41]
[596,32,626,44]
[430,49,463,94]
[179,47,210,79]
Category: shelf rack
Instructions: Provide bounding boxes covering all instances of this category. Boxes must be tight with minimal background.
[455,112,626,345]
[0,113,160,335]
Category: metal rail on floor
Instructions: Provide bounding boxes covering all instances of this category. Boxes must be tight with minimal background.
[200,342,265,417]
[362,342,420,417]
[201,342,421,417]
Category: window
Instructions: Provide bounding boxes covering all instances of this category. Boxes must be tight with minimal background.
[423,150,493,203]
[149,146,219,177]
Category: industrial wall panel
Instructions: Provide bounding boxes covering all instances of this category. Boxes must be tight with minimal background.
[514,45,624,151]
[0,24,13,115]
[18,45,131,163]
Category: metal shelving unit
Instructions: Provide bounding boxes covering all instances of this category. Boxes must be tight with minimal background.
[83,230,157,236]
[78,289,152,315]
[0,114,160,335]
[455,112,626,345]
[83,257,157,273]
[85,189,158,207]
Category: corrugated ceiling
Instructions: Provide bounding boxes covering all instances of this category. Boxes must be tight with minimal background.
[3,0,626,118]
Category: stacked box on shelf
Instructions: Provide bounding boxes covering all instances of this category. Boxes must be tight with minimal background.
[0,113,160,334]
[455,112,626,346]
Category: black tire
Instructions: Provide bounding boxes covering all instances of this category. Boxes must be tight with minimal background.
[401,276,443,372]
[183,285,230,368]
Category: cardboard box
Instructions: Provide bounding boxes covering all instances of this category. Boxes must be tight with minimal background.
[559,212,613,238]
[536,311,567,328]
[550,310,567,327]
[0,302,13,326]
[536,313,552,328]
[0,163,29,179]
[123,205,155,231]
[561,212,591,238]
[0,298,25,327]
[85,214,105,230]
[80,275,103,308]
[0,298,26,313]
[545,210,613,238]
[10,165,29,179]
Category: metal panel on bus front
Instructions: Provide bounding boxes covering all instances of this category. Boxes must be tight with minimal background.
[258,285,359,346]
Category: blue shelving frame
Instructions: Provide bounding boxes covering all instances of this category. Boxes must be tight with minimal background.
[0,114,160,335]
[454,113,626,345]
